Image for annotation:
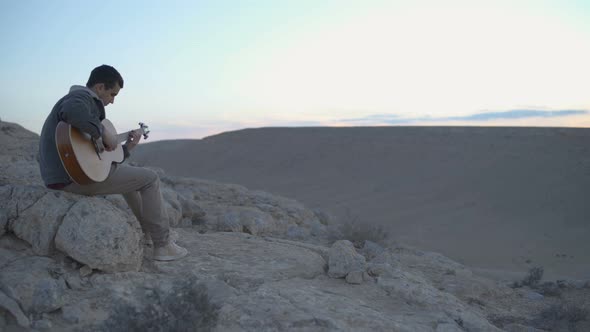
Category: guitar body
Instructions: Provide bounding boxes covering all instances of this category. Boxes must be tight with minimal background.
[56,119,124,185]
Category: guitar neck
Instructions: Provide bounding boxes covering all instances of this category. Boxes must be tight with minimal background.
[115,131,131,144]
[117,128,142,144]
[111,122,149,145]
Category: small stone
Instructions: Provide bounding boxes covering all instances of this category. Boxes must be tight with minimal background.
[65,275,85,290]
[345,271,364,284]
[32,318,53,329]
[328,240,367,278]
[526,291,544,301]
[360,240,385,261]
[80,265,94,277]
[286,225,309,240]
[31,278,64,313]
[367,263,394,278]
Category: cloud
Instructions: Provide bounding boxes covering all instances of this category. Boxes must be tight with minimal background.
[448,109,589,121]
[339,109,589,125]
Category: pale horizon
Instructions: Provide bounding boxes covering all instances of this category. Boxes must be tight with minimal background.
[2,0,590,141]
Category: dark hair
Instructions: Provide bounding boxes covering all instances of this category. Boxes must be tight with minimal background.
[86,65,124,89]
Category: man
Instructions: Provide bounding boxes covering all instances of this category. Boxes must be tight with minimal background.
[38,64,187,261]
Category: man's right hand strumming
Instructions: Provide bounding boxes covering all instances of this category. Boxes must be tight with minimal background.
[101,124,118,151]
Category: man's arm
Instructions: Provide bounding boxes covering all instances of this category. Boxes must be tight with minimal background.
[58,94,103,139]
[120,130,142,160]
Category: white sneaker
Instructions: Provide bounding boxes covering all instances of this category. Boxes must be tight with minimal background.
[144,229,179,247]
[153,241,188,261]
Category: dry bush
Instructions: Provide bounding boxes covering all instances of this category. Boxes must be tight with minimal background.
[512,266,544,288]
[331,208,389,247]
[101,278,219,332]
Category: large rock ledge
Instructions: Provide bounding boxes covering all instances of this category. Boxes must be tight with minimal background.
[1,230,505,331]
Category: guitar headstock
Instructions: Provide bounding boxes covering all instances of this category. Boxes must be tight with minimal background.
[138,122,150,139]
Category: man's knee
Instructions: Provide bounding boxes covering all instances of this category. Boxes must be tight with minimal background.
[142,167,160,187]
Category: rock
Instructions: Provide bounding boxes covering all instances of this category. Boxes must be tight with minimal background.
[178,193,206,220]
[375,269,501,331]
[0,247,27,269]
[217,276,463,331]
[309,219,328,237]
[217,206,277,236]
[2,185,46,222]
[0,256,64,314]
[0,289,30,328]
[216,208,242,233]
[64,274,85,290]
[313,209,334,225]
[0,234,31,254]
[328,240,367,278]
[345,271,364,284]
[154,232,326,288]
[0,159,43,186]
[286,225,310,240]
[261,237,330,263]
[367,262,395,278]
[10,191,73,255]
[79,265,94,277]
[525,291,544,301]
[32,318,53,329]
[161,187,183,227]
[31,278,65,313]
[360,240,385,261]
[55,197,143,272]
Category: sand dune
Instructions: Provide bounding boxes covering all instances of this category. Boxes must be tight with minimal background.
[131,126,590,280]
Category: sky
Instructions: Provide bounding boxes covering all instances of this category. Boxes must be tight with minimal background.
[1,0,590,141]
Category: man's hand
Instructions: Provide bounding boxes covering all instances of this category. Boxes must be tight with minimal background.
[125,130,142,151]
[101,125,118,151]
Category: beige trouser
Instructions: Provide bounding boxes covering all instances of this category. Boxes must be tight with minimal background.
[63,164,170,246]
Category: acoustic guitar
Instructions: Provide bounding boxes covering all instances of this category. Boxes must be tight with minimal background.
[55,119,149,184]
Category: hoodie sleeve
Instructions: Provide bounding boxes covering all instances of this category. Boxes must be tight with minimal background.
[58,92,104,139]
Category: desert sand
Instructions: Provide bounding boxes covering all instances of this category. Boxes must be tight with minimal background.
[131,126,590,281]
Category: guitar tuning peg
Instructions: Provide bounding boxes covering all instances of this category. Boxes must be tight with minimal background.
[139,122,144,127]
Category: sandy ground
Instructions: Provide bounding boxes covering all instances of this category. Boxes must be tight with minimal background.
[131,126,590,281]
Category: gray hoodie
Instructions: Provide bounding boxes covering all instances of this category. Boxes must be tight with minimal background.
[38,85,106,186]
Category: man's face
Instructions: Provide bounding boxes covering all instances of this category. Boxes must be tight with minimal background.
[95,83,121,106]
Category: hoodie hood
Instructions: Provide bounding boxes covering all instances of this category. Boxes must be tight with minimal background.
[69,85,102,104]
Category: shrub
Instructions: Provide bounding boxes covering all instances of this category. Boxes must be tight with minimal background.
[332,207,389,247]
[522,266,544,287]
[101,278,219,332]
[512,266,544,288]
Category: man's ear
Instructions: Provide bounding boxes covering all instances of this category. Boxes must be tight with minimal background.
[94,83,105,92]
